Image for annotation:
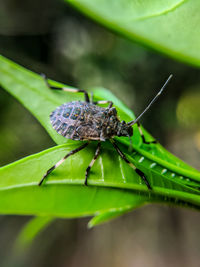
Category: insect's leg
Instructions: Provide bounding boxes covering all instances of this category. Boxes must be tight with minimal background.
[93,100,113,108]
[137,122,157,144]
[41,73,90,102]
[110,139,152,190]
[85,142,101,186]
[38,142,89,186]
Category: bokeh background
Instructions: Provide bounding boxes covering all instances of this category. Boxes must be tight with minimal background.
[0,1,200,266]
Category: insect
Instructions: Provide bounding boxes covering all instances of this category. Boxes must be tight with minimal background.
[38,74,172,189]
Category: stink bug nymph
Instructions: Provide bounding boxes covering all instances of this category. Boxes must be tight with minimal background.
[38,74,173,189]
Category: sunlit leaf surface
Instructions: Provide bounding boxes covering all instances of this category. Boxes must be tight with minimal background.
[67,0,200,67]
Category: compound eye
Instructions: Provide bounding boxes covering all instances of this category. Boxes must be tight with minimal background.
[108,107,117,116]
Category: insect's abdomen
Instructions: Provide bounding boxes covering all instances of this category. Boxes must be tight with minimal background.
[50,101,108,140]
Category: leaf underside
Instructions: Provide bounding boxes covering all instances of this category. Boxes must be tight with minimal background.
[67,0,200,67]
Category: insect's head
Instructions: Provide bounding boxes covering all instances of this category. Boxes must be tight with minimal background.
[117,120,133,137]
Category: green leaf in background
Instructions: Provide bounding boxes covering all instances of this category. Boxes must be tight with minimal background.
[0,54,200,236]
[67,0,200,67]
[15,216,54,248]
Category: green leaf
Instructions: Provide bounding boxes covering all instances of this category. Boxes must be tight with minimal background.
[67,0,200,67]
[0,142,149,215]
[88,203,142,228]
[0,55,200,229]
[15,216,54,249]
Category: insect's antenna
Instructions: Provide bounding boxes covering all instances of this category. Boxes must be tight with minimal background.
[128,74,173,126]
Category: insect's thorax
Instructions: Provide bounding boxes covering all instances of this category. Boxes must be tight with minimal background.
[50,101,132,141]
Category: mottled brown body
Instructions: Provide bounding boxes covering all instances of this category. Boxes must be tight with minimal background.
[50,101,133,141]
[40,74,172,189]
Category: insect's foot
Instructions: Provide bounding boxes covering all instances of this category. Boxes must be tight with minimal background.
[84,167,90,186]
[135,168,152,190]
[142,136,157,145]
[38,177,44,186]
[84,176,88,186]
[38,173,48,186]
[145,181,152,190]
[38,166,55,186]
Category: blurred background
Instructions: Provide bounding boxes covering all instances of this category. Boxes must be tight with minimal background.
[0,0,200,266]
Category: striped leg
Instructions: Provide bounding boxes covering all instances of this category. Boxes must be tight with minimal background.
[85,142,101,185]
[38,142,89,186]
[137,122,157,144]
[110,139,152,190]
[93,100,113,108]
[41,73,90,102]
